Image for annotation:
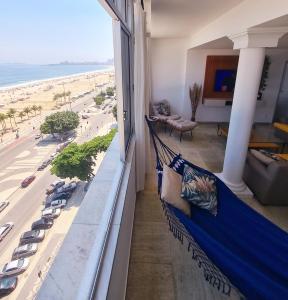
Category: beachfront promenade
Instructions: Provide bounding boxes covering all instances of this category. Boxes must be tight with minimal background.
[0,70,115,150]
[0,69,116,299]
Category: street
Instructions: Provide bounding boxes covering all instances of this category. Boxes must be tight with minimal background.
[0,93,115,299]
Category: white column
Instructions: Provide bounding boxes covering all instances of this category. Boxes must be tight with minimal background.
[217,27,288,194]
[220,47,265,192]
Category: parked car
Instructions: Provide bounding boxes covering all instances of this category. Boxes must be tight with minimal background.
[12,244,38,260]
[50,152,57,159]
[0,276,18,295]
[66,137,74,143]
[46,180,65,195]
[31,219,53,230]
[45,199,67,209]
[37,159,51,171]
[35,133,42,140]
[56,143,66,152]
[19,230,45,245]
[46,191,72,204]
[0,223,14,241]
[0,202,9,213]
[56,182,77,194]
[42,208,61,220]
[21,175,36,188]
[51,180,65,188]
[82,114,89,119]
[1,258,29,277]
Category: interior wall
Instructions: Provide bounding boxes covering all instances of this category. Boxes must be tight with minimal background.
[151,38,188,115]
[184,48,288,123]
[183,48,239,122]
[258,49,288,122]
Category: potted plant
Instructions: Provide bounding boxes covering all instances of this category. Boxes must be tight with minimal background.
[189,83,202,122]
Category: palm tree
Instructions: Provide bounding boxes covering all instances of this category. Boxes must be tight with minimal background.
[53,94,60,106]
[23,107,31,119]
[18,111,25,122]
[37,105,42,115]
[6,111,14,130]
[7,108,17,126]
[0,113,7,133]
[66,91,72,110]
[31,105,38,116]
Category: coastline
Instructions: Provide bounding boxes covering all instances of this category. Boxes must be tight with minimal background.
[0,66,114,91]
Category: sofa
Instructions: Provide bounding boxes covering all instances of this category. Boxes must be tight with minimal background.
[243,151,288,205]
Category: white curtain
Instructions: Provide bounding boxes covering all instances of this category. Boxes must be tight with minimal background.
[134,0,149,192]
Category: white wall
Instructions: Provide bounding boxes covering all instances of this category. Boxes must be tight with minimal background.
[183,48,288,123]
[183,48,239,122]
[256,49,288,122]
[151,38,188,115]
[150,38,288,123]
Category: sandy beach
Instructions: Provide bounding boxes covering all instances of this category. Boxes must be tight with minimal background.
[0,69,115,113]
[0,69,115,144]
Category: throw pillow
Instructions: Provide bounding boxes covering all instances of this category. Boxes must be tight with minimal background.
[250,149,275,166]
[161,164,191,217]
[158,103,168,116]
[181,164,218,216]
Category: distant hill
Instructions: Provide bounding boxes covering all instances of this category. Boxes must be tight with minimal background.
[56,59,114,66]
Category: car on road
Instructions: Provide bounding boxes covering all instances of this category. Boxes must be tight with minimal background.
[50,152,57,159]
[12,244,38,260]
[82,114,89,119]
[32,219,53,230]
[0,276,18,295]
[37,158,52,171]
[56,143,67,152]
[46,180,65,195]
[66,137,75,143]
[45,199,67,209]
[35,133,42,140]
[19,230,45,245]
[1,258,29,277]
[0,202,9,213]
[42,208,61,220]
[21,175,36,188]
[0,223,14,241]
[46,191,72,204]
[56,182,77,194]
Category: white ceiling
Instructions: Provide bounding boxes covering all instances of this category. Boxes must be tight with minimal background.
[151,0,244,38]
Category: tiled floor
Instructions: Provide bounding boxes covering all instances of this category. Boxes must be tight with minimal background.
[125,123,288,300]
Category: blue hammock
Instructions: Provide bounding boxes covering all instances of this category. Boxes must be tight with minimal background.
[146,116,288,300]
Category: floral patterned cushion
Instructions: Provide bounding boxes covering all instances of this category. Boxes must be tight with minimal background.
[158,102,170,116]
[181,164,218,216]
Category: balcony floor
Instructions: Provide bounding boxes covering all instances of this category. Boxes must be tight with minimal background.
[125,124,288,300]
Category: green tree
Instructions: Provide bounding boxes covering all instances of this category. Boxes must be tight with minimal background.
[51,129,116,181]
[106,87,114,96]
[94,94,105,106]
[37,105,42,115]
[7,108,17,126]
[112,105,117,120]
[18,111,25,122]
[6,111,14,129]
[23,107,31,119]
[0,113,7,132]
[53,93,60,104]
[40,111,79,137]
[31,105,38,116]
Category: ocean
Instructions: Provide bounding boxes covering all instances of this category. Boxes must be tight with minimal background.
[0,63,112,88]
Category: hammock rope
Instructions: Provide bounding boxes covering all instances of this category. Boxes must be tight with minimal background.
[146,116,288,300]
[146,116,241,297]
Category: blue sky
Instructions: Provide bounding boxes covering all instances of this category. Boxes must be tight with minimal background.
[0,0,113,64]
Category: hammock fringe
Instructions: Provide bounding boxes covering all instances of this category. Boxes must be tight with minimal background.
[146,116,244,298]
[162,198,235,297]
